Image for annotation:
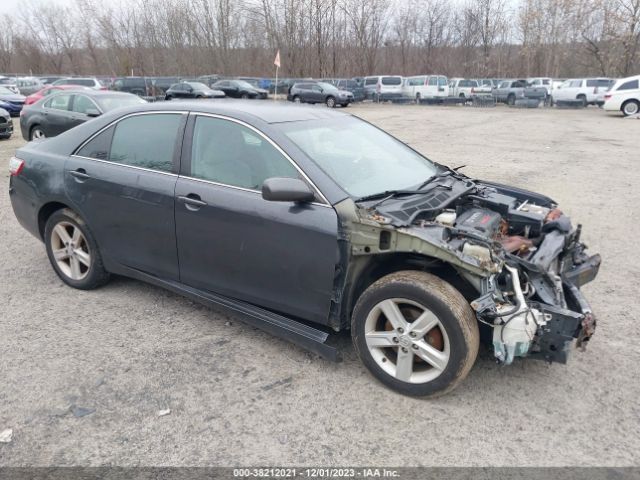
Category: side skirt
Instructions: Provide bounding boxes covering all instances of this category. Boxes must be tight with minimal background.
[112,265,342,362]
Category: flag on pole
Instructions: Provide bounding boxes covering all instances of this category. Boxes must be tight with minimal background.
[274,50,281,68]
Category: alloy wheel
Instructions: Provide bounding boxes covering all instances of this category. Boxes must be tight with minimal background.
[623,101,639,116]
[364,298,450,384]
[50,221,91,281]
[31,128,46,140]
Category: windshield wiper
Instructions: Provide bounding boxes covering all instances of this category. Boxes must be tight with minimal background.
[355,189,422,204]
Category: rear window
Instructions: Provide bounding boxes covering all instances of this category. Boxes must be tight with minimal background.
[365,77,377,86]
[381,77,402,86]
[586,79,610,87]
[617,79,639,90]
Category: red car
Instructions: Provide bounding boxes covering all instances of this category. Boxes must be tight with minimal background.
[24,85,91,106]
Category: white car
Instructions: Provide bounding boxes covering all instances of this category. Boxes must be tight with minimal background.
[402,75,449,100]
[52,77,106,90]
[363,75,404,101]
[551,78,613,106]
[603,75,640,116]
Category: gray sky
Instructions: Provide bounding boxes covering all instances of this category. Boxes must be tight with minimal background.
[3,0,86,16]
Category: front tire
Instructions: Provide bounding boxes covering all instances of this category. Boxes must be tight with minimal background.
[44,209,110,290]
[325,96,336,108]
[351,271,479,397]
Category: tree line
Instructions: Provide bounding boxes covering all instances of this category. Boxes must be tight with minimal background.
[0,0,638,79]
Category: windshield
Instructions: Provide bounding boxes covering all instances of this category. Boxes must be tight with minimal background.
[96,95,146,111]
[188,82,209,90]
[236,80,256,89]
[317,82,338,91]
[278,117,437,198]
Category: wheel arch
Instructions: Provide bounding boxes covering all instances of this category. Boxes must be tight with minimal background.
[38,201,72,239]
[340,253,477,330]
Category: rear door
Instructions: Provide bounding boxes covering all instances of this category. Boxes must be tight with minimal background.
[42,94,74,136]
[65,112,186,279]
[174,114,339,324]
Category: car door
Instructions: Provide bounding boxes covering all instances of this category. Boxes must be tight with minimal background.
[174,114,339,324]
[68,94,99,129]
[42,94,74,136]
[65,112,186,280]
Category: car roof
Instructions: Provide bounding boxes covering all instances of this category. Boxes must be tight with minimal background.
[112,100,348,124]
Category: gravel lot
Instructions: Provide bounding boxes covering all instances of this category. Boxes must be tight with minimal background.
[1,104,638,467]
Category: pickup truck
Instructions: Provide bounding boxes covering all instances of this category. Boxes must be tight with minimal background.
[493,79,548,105]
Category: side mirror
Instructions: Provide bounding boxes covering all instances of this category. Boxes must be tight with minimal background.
[86,108,101,117]
[262,177,315,203]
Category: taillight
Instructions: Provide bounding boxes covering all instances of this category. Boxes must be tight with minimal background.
[9,156,25,176]
[604,94,612,100]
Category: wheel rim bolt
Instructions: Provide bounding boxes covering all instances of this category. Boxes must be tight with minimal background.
[401,347,408,353]
[398,328,404,334]
[393,337,399,343]
[412,344,419,350]
[409,332,416,338]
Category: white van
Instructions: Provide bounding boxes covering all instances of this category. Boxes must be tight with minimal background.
[363,76,404,101]
[552,78,613,106]
[402,75,449,100]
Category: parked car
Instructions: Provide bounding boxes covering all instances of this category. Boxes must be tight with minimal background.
[492,79,548,105]
[20,91,146,141]
[0,86,26,116]
[603,75,640,116]
[448,78,481,98]
[402,75,449,101]
[25,85,92,106]
[39,76,65,85]
[0,77,20,94]
[9,102,600,397]
[332,78,366,102]
[211,79,268,99]
[52,77,106,90]
[164,82,225,100]
[111,77,154,97]
[363,75,404,101]
[0,107,13,139]
[15,77,45,96]
[551,78,613,106]
[287,82,353,107]
[527,77,553,97]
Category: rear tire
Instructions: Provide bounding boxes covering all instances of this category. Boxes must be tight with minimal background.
[241,93,250,99]
[507,94,515,106]
[30,125,46,141]
[351,271,480,397]
[292,95,302,103]
[622,99,640,116]
[44,208,110,290]
[577,94,587,107]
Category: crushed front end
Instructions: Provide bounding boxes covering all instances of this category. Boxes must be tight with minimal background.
[340,171,600,366]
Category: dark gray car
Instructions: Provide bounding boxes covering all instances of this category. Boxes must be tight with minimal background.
[20,90,146,141]
[8,102,600,397]
[0,107,13,139]
[287,82,353,107]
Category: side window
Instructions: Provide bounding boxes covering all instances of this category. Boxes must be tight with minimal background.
[108,114,182,172]
[76,126,114,160]
[190,116,299,190]
[365,77,377,86]
[438,77,447,86]
[72,95,96,115]
[428,76,438,86]
[569,80,582,88]
[618,79,639,90]
[46,94,72,111]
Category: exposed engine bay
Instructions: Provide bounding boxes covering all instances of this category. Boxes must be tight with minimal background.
[337,170,600,365]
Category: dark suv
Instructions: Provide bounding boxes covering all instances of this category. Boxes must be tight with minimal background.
[111,77,153,97]
[287,82,354,107]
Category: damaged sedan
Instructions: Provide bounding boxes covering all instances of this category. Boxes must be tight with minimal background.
[9,102,600,397]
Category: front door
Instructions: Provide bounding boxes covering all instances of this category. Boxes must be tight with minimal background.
[42,93,74,136]
[175,114,339,324]
[65,112,186,280]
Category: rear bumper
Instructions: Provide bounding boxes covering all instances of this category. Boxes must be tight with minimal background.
[9,176,42,240]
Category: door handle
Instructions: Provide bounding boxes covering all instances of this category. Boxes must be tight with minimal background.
[178,194,208,210]
[69,168,90,181]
